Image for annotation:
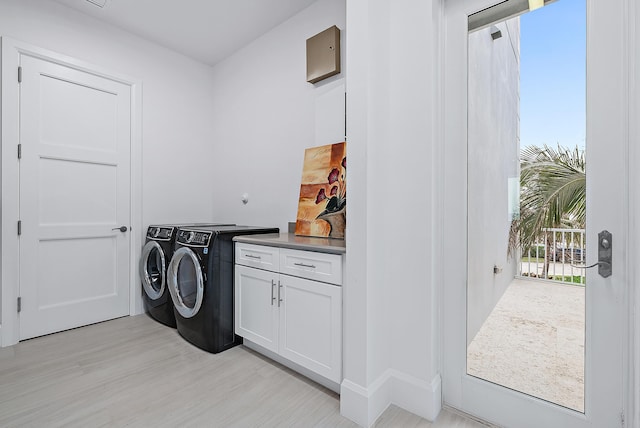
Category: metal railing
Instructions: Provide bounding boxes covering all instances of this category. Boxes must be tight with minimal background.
[518,228,586,285]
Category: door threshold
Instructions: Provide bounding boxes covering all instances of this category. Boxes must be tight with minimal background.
[442,404,501,427]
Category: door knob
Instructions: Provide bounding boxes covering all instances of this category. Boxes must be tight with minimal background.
[112,226,128,232]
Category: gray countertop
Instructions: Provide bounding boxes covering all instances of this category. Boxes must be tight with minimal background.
[233,233,346,254]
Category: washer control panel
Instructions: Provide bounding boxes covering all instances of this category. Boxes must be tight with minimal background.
[176,229,211,247]
[146,226,174,241]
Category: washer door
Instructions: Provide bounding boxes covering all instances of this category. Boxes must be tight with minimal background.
[167,247,204,319]
[140,241,166,300]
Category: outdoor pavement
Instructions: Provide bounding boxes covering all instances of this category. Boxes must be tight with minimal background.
[466,278,585,412]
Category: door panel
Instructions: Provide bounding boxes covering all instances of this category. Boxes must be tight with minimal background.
[19,55,131,340]
[39,73,118,152]
[278,274,342,383]
[38,158,117,224]
[234,265,279,352]
[37,237,117,308]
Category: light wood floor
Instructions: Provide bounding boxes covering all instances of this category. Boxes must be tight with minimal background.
[0,315,487,427]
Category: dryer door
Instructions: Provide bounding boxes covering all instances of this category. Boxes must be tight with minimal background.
[140,241,166,300]
[167,247,204,318]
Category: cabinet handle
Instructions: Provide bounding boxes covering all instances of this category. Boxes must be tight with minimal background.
[278,281,283,307]
[245,254,261,259]
[271,280,276,306]
[294,262,316,269]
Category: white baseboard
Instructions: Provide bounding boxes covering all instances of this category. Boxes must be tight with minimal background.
[340,372,392,427]
[340,370,442,427]
[392,370,442,421]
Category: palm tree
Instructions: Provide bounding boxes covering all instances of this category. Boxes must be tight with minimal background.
[509,144,586,278]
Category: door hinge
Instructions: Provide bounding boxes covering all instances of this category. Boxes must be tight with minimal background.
[18,66,22,83]
[17,220,22,236]
[17,297,22,313]
[17,144,22,159]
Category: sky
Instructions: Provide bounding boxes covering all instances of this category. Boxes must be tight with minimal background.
[519,0,586,150]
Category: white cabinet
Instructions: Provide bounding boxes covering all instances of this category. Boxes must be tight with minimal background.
[234,265,279,353]
[278,274,342,381]
[235,243,342,383]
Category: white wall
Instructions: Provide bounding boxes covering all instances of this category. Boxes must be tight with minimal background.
[467,18,520,343]
[208,0,346,232]
[0,0,219,228]
[208,1,445,424]
[342,0,444,425]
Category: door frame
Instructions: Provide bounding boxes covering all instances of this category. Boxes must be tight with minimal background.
[629,1,640,425]
[440,0,634,425]
[0,37,143,347]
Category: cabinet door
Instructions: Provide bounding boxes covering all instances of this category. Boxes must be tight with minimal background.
[234,265,278,352]
[278,275,342,383]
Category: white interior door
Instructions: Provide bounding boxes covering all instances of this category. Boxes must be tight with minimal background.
[443,0,627,427]
[18,54,131,340]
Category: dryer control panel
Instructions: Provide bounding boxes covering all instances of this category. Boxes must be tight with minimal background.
[146,226,174,241]
[176,229,211,247]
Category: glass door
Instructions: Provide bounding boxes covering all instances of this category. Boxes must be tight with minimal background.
[443,0,627,426]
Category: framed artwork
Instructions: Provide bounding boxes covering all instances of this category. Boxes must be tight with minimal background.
[295,142,346,239]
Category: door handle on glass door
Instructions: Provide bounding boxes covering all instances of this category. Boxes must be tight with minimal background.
[571,230,612,278]
[112,226,128,232]
[597,230,612,278]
